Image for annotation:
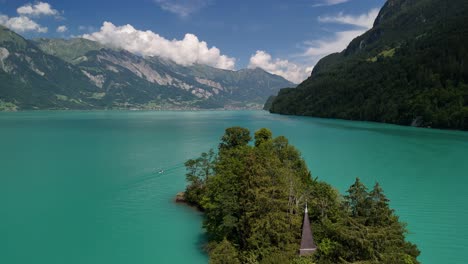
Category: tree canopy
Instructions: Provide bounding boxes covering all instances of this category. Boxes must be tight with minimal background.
[184,127,419,263]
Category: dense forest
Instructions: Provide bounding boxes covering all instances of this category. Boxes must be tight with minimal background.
[269,0,468,130]
[183,127,419,264]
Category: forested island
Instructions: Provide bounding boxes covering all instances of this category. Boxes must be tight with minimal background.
[269,0,468,130]
[180,127,419,264]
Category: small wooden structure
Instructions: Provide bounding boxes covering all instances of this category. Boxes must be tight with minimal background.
[299,204,317,256]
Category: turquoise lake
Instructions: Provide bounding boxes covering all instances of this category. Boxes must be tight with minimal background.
[1,111,467,264]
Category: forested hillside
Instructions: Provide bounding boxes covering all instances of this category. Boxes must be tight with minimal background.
[270,0,468,130]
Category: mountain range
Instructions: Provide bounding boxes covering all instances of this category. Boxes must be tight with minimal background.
[269,0,468,130]
[0,26,294,111]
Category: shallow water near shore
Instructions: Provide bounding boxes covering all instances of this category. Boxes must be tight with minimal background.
[1,110,467,264]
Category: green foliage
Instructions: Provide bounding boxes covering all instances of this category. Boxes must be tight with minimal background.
[185,127,311,262]
[270,0,468,130]
[313,178,420,264]
[291,256,315,264]
[184,127,419,263]
[254,128,273,147]
[219,127,252,150]
[344,178,370,218]
[309,181,341,221]
[0,99,17,111]
[209,238,241,264]
[184,149,216,207]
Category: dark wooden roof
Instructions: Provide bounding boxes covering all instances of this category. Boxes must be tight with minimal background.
[299,206,317,256]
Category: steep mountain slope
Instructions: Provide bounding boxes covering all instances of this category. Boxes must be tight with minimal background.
[30,38,295,109]
[69,48,204,109]
[270,0,468,130]
[0,25,99,110]
[33,38,109,64]
[164,62,296,107]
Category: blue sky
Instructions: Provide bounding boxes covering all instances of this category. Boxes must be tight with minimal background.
[0,0,385,82]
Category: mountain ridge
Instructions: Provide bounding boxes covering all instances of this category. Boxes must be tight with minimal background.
[0,27,294,111]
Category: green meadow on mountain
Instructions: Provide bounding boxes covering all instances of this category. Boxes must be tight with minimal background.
[0,27,293,110]
[269,0,468,130]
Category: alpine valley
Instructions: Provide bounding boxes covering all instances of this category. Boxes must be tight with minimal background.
[0,26,294,111]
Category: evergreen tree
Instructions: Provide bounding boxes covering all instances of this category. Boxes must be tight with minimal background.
[254,128,273,147]
[344,178,370,218]
[209,238,241,264]
[368,183,393,226]
[219,127,251,150]
[183,127,420,264]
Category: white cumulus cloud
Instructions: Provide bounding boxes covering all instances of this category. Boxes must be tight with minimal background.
[304,30,366,57]
[83,22,236,70]
[318,8,379,29]
[17,2,59,17]
[0,14,48,33]
[313,0,350,7]
[155,0,209,17]
[56,25,67,33]
[248,50,312,84]
[0,2,60,34]
[302,9,379,64]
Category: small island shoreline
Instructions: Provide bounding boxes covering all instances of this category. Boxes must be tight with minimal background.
[174,192,204,212]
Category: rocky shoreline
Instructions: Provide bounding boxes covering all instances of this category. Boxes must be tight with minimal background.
[174,192,204,212]
[174,192,187,203]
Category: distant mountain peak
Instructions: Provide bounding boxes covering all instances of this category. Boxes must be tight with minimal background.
[373,0,411,27]
[32,38,110,64]
[0,26,28,48]
[1,29,294,110]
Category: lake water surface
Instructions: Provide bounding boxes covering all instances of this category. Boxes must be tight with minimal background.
[1,111,467,264]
